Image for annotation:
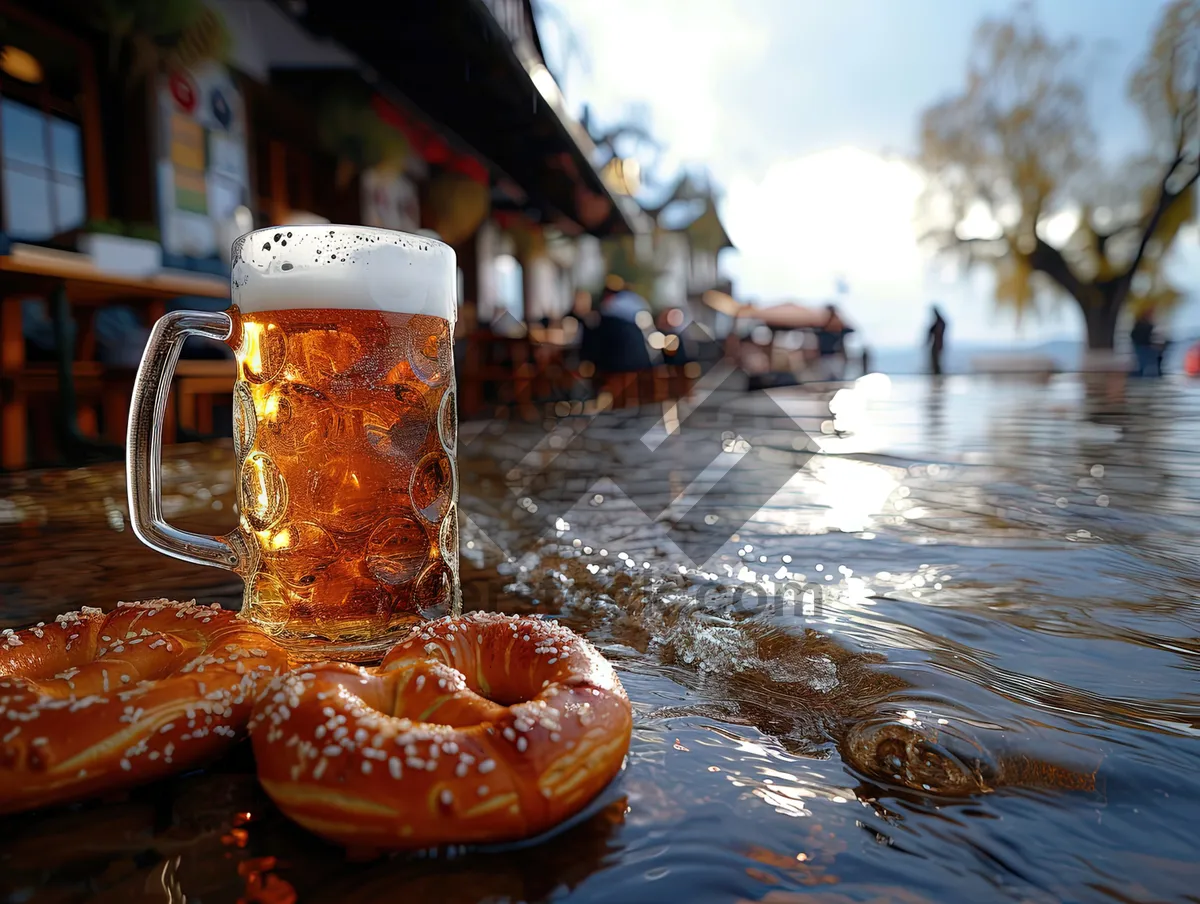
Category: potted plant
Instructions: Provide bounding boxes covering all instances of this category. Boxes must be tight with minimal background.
[78,219,163,275]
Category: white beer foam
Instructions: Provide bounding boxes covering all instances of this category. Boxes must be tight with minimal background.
[231,225,457,321]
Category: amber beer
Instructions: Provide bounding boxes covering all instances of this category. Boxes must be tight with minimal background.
[127,226,459,659]
[235,305,458,640]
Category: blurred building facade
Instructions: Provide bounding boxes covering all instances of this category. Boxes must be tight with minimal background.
[0,0,632,318]
[0,0,641,466]
[647,174,735,335]
[590,170,737,335]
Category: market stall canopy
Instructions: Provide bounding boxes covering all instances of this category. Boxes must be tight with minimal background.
[703,292,838,330]
[271,0,634,236]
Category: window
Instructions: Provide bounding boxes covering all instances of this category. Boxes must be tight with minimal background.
[494,253,525,323]
[0,6,93,243]
[1,97,84,240]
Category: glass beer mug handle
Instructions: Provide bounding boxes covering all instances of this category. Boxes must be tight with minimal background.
[127,310,244,572]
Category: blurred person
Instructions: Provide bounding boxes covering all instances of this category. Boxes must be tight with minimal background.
[1131,311,1162,377]
[599,281,648,324]
[579,281,654,373]
[927,305,948,376]
[815,304,854,380]
[1156,330,1170,377]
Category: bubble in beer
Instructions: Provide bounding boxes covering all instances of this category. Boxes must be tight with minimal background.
[411,450,455,523]
[233,382,256,459]
[240,451,288,531]
[366,515,431,585]
[241,320,287,384]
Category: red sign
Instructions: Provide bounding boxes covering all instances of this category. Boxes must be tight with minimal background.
[372,95,489,185]
[169,70,198,114]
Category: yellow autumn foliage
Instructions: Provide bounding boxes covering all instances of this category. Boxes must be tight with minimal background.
[917,0,1200,345]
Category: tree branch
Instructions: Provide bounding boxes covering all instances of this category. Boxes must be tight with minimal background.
[1125,153,1200,285]
[919,228,1009,263]
[944,234,1008,248]
[1093,222,1143,243]
[1028,236,1092,306]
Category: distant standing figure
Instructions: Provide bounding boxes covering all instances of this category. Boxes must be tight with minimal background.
[1131,311,1161,377]
[927,305,947,375]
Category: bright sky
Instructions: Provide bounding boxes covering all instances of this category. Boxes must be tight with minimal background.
[538,0,1200,349]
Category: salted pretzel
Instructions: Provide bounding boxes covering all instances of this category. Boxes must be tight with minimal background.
[0,599,288,814]
[251,612,632,849]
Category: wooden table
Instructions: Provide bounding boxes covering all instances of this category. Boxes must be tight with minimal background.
[0,244,229,470]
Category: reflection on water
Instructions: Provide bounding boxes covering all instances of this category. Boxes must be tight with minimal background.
[3,375,1200,902]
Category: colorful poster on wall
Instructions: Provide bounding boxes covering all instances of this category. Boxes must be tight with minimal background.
[207,131,248,221]
[157,61,249,258]
[168,69,198,114]
[169,113,207,214]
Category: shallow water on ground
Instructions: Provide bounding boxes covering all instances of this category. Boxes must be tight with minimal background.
[2,374,1199,903]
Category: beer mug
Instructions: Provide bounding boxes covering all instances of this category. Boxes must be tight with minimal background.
[127,225,460,659]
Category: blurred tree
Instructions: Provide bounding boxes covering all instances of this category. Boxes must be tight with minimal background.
[588,111,662,179]
[91,0,231,84]
[530,0,590,99]
[919,1,1200,349]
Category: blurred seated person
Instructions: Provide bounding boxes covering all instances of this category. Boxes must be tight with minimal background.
[580,279,654,373]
